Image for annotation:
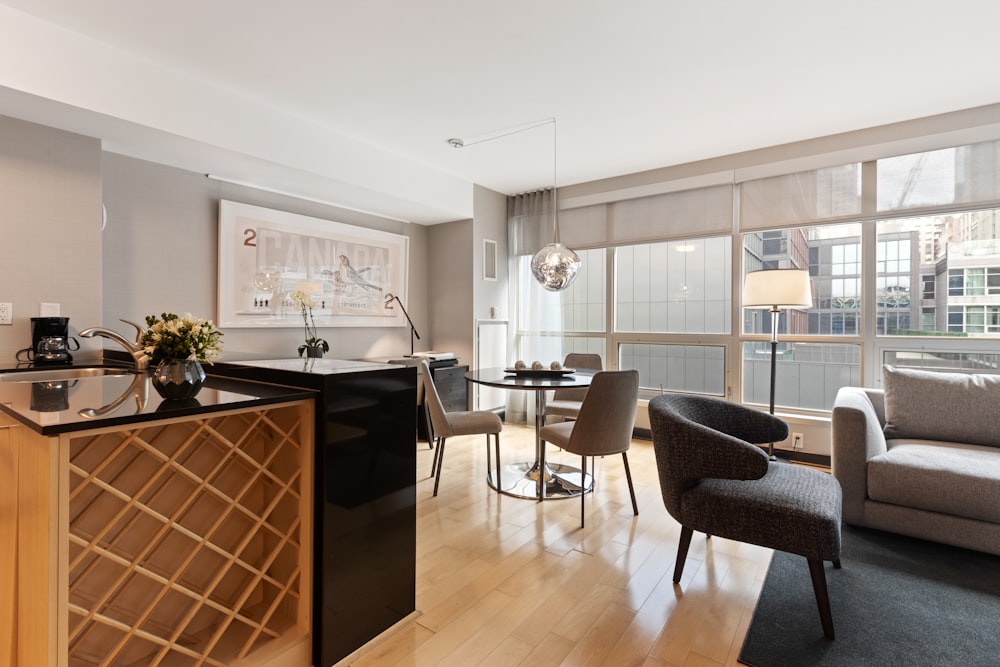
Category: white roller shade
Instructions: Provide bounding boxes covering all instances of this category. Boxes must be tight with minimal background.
[740,164,862,231]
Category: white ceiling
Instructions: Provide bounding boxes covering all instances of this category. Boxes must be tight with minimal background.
[1,0,999,223]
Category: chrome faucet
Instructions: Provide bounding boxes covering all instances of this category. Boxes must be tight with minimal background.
[78,371,149,419]
[79,319,149,370]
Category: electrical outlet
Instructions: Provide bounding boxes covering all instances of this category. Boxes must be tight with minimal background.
[0,303,11,325]
[792,432,804,450]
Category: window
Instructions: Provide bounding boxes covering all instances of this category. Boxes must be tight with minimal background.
[510,138,1000,417]
[882,350,1000,373]
[515,248,606,365]
[744,223,861,338]
[615,237,731,334]
[877,209,1000,338]
[742,224,862,410]
[742,342,861,410]
[620,344,725,396]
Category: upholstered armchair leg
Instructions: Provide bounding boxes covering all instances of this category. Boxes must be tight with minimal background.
[674,526,694,583]
[432,438,447,497]
[807,557,835,640]
[833,559,842,569]
[621,452,638,516]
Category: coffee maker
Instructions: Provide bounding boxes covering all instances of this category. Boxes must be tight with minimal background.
[27,316,78,364]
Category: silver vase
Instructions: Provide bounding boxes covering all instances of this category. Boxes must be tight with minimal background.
[151,359,206,400]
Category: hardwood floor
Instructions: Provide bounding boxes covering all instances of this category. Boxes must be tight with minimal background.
[348,424,774,667]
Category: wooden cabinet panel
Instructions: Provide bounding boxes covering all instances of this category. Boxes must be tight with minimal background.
[0,423,15,667]
[3,402,313,667]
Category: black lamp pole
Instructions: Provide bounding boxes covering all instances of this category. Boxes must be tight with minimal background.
[393,295,421,356]
[767,306,781,460]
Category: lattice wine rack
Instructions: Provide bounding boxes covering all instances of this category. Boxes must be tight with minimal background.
[64,403,310,666]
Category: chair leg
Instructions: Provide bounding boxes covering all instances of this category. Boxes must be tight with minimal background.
[580,455,587,528]
[807,557,835,640]
[621,452,638,516]
[485,434,493,487]
[538,437,547,501]
[430,435,441,477]
[494,433,502,494]
[674,526,694,583]
[432,438,447,497]
[833,558,842,569]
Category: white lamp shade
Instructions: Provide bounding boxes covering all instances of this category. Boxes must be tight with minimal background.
[742,269,813,309]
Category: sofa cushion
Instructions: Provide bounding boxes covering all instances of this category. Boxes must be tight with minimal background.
[868,439,1000,523]
[882,365,1000,448]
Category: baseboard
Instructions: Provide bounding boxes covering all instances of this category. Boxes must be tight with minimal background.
[631,428,831,469]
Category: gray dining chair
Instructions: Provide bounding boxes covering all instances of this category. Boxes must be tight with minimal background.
[538,369,639,527]
[420,360,503,497]
[544,353,603,425]
[647,393,843,639]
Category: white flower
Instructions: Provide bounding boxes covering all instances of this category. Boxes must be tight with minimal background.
[141,312,224,363]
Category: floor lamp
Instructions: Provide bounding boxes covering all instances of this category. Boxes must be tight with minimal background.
[742,268,813,460]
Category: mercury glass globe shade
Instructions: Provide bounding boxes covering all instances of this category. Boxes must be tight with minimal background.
[530,242,581,291]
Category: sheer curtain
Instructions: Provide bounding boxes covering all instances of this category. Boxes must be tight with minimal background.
[507,189,565,423]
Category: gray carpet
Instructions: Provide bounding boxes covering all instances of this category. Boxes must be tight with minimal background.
[739,524,1000,666]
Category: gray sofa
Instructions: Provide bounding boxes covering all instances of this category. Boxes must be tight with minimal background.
[831,365,1000,556]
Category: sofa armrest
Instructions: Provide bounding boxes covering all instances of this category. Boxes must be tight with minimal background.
[831,387,888,524]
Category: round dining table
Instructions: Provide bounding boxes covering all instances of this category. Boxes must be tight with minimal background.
[465,366,596,500]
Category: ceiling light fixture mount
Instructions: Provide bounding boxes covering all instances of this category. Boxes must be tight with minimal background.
[447,117,580,292]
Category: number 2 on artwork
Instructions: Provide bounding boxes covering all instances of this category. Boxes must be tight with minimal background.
[243,229,256,247]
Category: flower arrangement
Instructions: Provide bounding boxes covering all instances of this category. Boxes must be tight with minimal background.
[290,290,329,356]
[141,312,224,364]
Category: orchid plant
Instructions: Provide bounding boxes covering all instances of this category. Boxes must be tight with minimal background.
[290,290,329,356]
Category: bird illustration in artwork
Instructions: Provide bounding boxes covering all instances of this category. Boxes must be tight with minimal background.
[335,254,382,293]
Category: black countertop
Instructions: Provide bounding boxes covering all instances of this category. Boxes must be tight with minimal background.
[0,362,315,435]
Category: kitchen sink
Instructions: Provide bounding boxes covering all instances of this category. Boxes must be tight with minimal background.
[0,367,138,383]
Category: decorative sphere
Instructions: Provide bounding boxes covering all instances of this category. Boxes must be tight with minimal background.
[550,361,562,370]
[531,361,544,370]
[514,360,526,370]
[530,242,581,292]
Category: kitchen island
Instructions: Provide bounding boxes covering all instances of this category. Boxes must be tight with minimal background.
[210,358,417,667]
[0,366,316,666]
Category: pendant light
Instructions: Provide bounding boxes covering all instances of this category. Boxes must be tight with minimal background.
[530,120,580,291]
[448,118,581,292]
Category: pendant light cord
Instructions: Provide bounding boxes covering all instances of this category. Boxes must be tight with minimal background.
[553,119,560,244]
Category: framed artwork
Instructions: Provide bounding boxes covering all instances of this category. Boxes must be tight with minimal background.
[218,200,409,328]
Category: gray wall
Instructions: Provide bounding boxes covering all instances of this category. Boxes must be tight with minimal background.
[425,185,509,373]
[0,112,511,369]
[0,115,104,362]
[0,114,445,365]
[101,153,431,361]
[472,184,509,324]
[428,219,474,366]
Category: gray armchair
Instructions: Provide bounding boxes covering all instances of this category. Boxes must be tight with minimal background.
[648,393,843,640]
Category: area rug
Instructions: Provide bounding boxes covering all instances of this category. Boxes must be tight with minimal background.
[739,524,1000,666]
